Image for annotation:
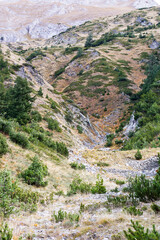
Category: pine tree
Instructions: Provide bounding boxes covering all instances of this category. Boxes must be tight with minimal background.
[5,77,35,124]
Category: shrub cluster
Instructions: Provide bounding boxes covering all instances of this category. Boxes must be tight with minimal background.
[70,162,85,170]
[20,156,49,187]
[0,134,8,156]
[67,175,106,196]
[52,209,79,223]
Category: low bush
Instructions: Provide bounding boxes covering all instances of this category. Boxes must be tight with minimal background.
[9,131,29,148]
[77,125,83,134]
[0,170,40,218]
[0,119,12,135]
[124,220,160,240]
[124,206,143,216]
[31,110,42,122]
[96,162,109,167]
[67,177,92,196]
[67,175,106,196]
[54,67,66,78]
[127,174,160,202]
[0,134,8,156]
[70,162,85,170]
[151,203,160,214]
[46,118,62,132]
[56,142,69,157]
[52,209,79,223]
[20,156,49,187]
[105,134,115,147]
[0,223,12,240]
[91,175,106,194]
[26,50,46,61]
[37,87,43,97]
[65,112,73,123]
[135,150,142,160]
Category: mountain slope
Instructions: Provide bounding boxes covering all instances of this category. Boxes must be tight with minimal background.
[0,0,158,42]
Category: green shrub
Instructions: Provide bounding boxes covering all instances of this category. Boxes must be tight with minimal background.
[127,175,160,202]
[65,112,73,123]
[67,177,92,196]
[124,220,160,240]
[115,139,123,145]
[0,223,13,240]
[135,150,142,160]
[46,118,62,132]
[0,134,8,156]
[77,125,83,134]
[52,209,79,223]
[56,142,69,157]
[26,50,46,61]
[0,170,40,217]
[105,134,115,147]
[37,87,43,97]
[54,67,66,78]
[115,180,125,185]
[31,110,42,122]
[0,119,12,135]
[70,162,85,170]
[91,175,106,194]
[20,156,49,187]
[124,206,143,216]
[9,131,29,148]
[151,203,160,214]
[96,162,109,167]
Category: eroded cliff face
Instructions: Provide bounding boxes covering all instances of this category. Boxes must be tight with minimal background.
[0,0,158,42]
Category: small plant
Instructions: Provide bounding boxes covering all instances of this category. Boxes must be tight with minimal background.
[65,111,73,123]
[135,150,142,160]
[20,156,49,187]
[70,162,85,170]
[124,220,160,240]
[47,118,62,132]
[0,134,8,156]
[91,175,106,194]
[0,223,13,240]
[79,203,85,213]
[9,131,29,148]
[115,180,125,185]
[151,203,160,214]
[56,142,69,157]
[96,162,109,167]
[37,87,43,97]
[67,177,92,196]
[124,206,143,216]
[52,209,79,223]
[31,110,42,122]
[77,125,83,134]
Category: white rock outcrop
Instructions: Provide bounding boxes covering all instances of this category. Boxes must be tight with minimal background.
[0,0,158,42]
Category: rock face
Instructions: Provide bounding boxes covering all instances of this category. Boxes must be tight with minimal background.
[0,0,158,42]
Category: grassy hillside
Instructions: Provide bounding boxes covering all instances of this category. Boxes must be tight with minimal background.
[0,6,160,240]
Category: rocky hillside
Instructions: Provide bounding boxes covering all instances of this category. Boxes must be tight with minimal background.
[0,5,160,240]
[0,0,158,42]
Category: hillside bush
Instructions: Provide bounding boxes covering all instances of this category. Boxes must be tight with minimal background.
[127,174,160,202]
[56,142,69,156]
[124,220,160,240]
[9,131,29,148]
[26,50,46,61]
[52,209,79,223]
[135,150,142,160]
[46,118,62,132]
[20,156,49,187]
[0,134,8,156]
[0,223,13,240]
[91,175,106,194]
[31,110,42,122]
